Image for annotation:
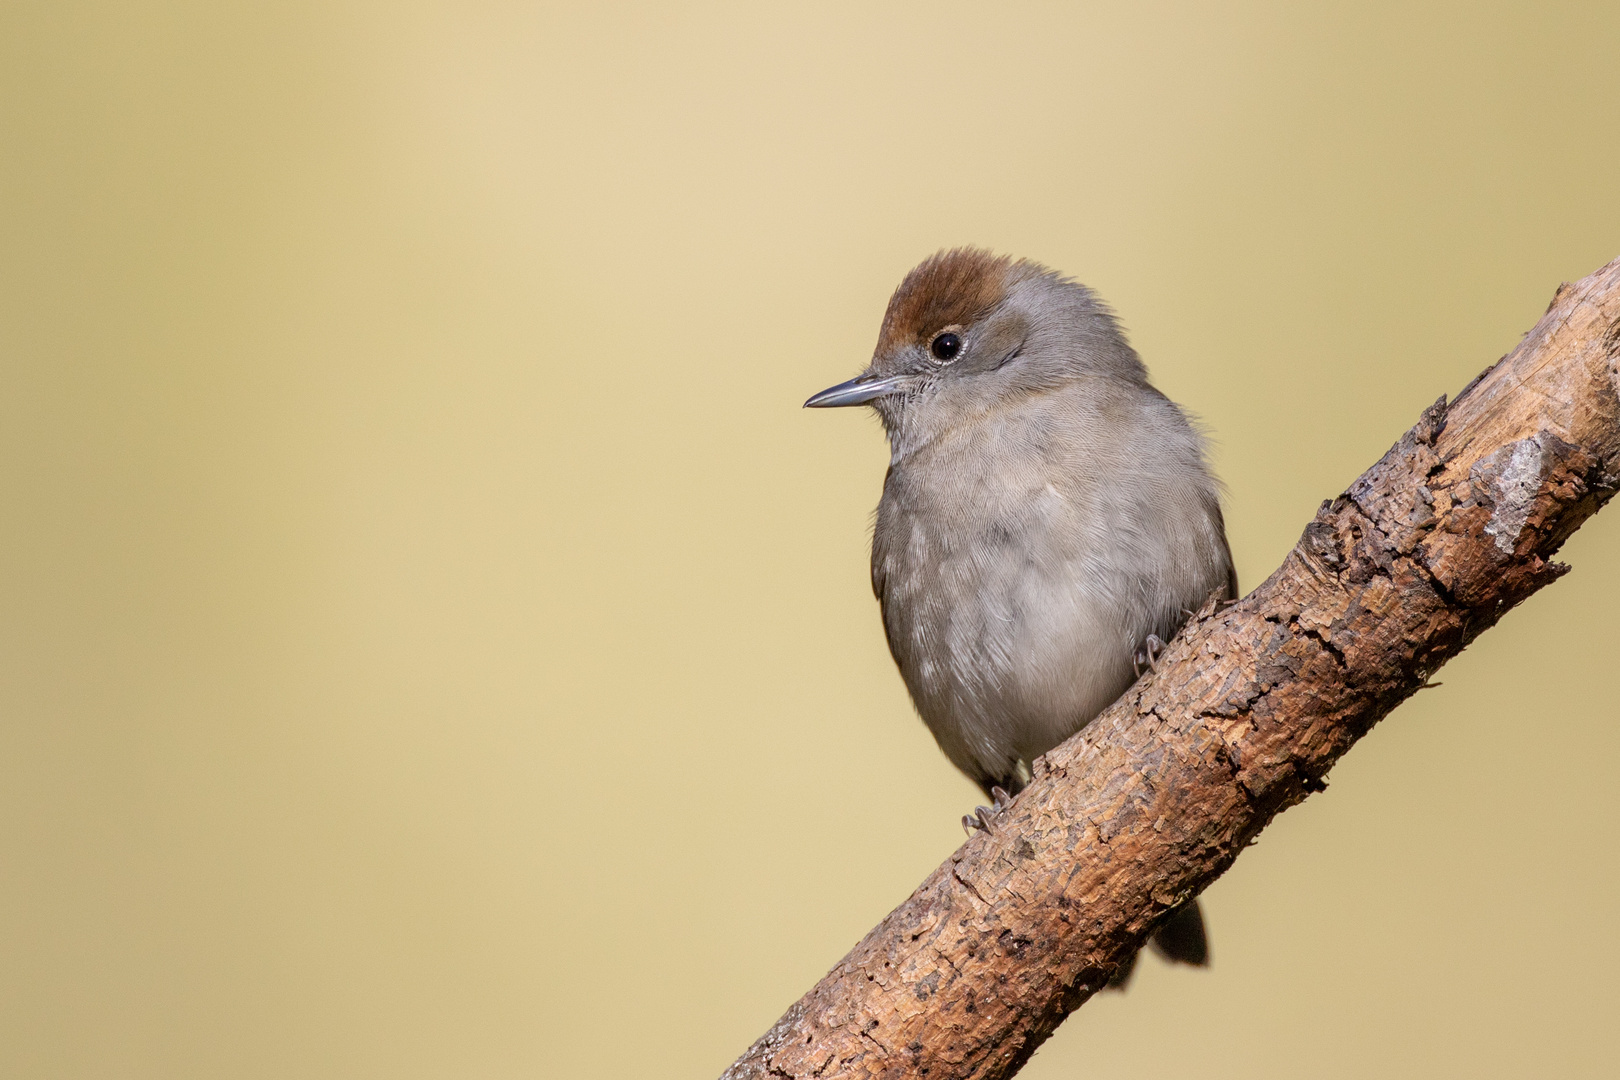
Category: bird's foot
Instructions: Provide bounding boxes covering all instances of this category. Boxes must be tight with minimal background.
[1132,633,1167,678]
[961,785,1014,835]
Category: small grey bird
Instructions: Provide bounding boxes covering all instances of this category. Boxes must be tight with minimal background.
[806,248,1236,977]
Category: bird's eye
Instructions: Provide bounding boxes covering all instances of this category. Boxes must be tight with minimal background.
[930,332,962,361]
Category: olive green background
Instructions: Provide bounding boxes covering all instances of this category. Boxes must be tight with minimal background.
[4,3,1618,1077]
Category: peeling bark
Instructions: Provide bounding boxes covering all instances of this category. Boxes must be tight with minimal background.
[723,259,1620,1080]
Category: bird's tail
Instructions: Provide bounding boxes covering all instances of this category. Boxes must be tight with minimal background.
[1107,898,1209,989]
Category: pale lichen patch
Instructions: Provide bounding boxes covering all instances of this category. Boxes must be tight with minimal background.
[1482,435,1549,553]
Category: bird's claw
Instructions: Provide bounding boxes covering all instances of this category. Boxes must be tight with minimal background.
[1132,633,1167,678]
[962,785,1014,835]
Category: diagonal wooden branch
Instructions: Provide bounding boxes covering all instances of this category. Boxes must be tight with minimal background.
[724,259,1620,1080]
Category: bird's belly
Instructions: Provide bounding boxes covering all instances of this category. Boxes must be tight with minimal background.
[949,558,1138,758]
[877,502,1149,781]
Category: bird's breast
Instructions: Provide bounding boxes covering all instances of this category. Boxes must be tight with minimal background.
[872,436,1126,725]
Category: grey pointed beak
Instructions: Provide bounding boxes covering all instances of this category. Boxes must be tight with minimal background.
[803,373,909,409]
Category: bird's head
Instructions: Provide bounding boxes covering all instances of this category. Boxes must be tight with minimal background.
[805,248,1146,447]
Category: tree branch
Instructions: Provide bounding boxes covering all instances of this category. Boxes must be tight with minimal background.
[723,259,1620,1080]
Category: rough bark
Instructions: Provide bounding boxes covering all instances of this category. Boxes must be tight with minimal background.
[723,259,1620,1080]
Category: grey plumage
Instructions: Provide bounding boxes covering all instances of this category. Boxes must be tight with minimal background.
[808,248,1236,974]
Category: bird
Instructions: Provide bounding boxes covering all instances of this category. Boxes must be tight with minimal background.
[805,248,1236,981]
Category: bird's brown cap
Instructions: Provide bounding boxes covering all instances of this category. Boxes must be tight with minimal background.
[876,248,1048,355]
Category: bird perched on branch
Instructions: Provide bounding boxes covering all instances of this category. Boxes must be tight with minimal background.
[806,248,1235,980]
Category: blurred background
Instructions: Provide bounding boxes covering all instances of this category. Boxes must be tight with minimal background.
[3,2,1618,1077]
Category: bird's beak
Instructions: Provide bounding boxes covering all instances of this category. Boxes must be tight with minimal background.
[803,373,910,409]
